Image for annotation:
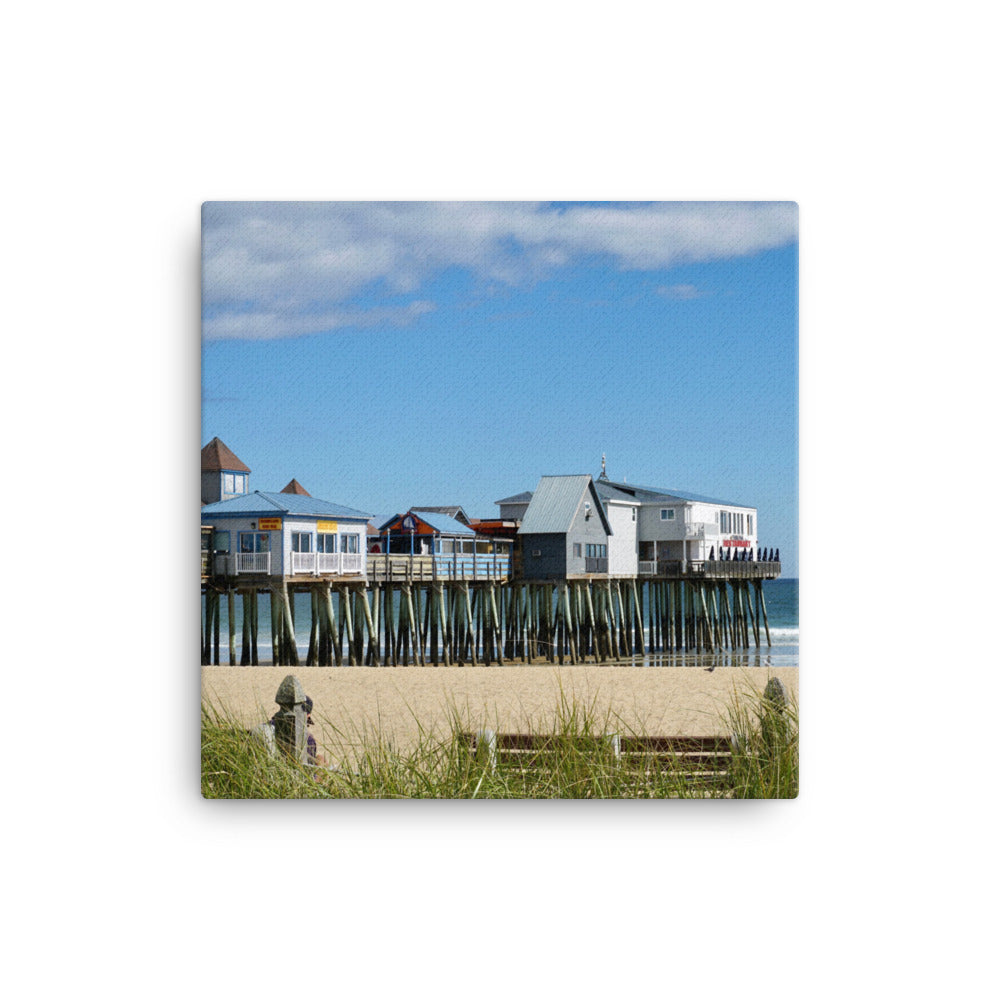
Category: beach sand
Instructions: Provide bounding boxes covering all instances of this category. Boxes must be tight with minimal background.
[202,665,798,757]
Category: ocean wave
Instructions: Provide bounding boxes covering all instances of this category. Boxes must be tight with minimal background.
[765,626,799,638]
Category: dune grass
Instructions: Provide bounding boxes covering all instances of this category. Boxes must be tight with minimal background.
[201,683,798,800]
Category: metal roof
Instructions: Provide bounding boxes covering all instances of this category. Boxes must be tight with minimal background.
[495,491,534,505]
[411,505,470,526]
[378,511,476,535]
[518,476,613,536]
[593,481,641,504]
[200,491,371,519]
[601,478,749,508]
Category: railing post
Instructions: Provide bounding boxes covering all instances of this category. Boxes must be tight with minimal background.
[272,674,310,764]
[475,729,497,772]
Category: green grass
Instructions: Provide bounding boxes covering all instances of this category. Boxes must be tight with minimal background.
[201,683,798,800]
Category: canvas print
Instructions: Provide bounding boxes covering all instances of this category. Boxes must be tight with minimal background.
[200,201,798,798]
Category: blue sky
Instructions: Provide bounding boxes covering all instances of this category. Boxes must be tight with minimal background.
[202,202,798,574]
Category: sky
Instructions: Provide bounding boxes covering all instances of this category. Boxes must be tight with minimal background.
[202,202,798,574]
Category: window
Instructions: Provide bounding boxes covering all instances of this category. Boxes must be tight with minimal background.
[585,544,607,558]
[632,508,636,521]
[748,515,754,535]
[223,474,234,493]
[573,543,582,558]
[233,475,245,494]
[291,532,312,553]
[660,509,675,521]
[239,532,269,553]
[213,530,230,553]
[341,534,360,554]
[317,533,337,553]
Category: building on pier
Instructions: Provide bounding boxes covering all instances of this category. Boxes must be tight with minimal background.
[517,475,622,580]
[594,471,758,572]
[201,490,372,580]
[201,437,250,505]
[373,509,512,579]
[500,462,766,579]
[495,490,533,523]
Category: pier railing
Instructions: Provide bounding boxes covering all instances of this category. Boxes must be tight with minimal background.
[367,553,510,582]
[637,559,781,580]
[291,552,365,576]
[213,552,272,575]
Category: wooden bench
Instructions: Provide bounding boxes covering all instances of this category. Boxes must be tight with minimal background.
[462,730,736,793]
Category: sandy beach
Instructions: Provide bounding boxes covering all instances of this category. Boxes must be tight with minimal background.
[202,664,798,757]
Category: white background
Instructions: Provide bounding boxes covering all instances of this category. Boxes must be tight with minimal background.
[6,2,996,996]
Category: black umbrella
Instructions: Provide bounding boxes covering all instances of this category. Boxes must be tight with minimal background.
[709,546,715,561]
[775,548,780,562]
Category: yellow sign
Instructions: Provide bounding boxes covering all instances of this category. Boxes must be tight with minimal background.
[258,518,282,531]
[316,521,338,533]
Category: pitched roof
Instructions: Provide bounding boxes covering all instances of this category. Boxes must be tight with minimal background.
[601,478,748,508]
[201,491,371,519]
[378,511,476,535]
[518,475,613,536]
[280,478,310,496]
[201,437,250,473]
[593,480,641,504]
[411,505,470,526]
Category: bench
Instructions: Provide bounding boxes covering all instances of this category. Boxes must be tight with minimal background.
[462,730,737,793]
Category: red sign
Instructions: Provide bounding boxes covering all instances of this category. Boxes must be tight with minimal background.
[722,539,750,548]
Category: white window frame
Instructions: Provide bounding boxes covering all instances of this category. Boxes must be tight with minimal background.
[291,532,313,553]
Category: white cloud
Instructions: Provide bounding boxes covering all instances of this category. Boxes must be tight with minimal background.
[202,202,796,339]
[204,301,436,340]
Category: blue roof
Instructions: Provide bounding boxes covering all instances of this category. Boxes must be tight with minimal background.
[379,510,476,535]
[201,491,371,520]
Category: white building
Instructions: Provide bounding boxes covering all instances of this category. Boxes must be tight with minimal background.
[201,488,372,580]
[598,476,758,571]
[497,467,760,577]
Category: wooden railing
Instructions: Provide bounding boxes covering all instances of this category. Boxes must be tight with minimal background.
[367,553,510,582]
[637,560,781,579]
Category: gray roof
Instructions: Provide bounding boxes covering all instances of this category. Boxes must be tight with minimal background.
[518,476,613,536]
[600,478,750,508]
[593,481,641,504]
[495,491,534,505]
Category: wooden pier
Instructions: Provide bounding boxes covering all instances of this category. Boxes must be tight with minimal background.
[202,557,781,667]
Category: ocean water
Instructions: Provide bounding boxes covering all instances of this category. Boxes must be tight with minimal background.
[202,578,798,669]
